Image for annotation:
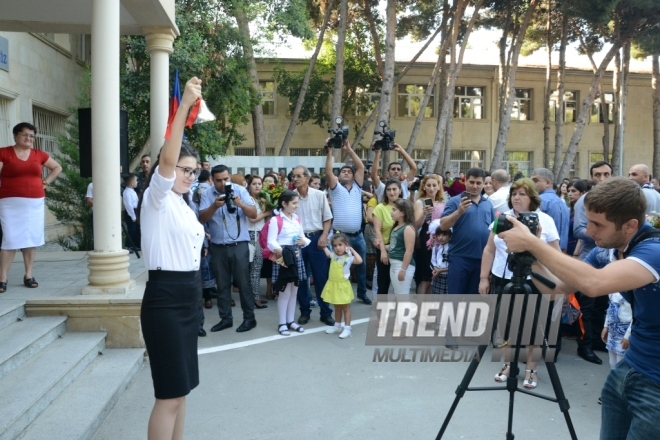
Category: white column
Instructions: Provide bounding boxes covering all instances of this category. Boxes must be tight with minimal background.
[144,27,176,157]
[84,0,132,294]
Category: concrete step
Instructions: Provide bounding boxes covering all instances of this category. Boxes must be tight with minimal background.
[0,332,106,440]
[0,315,67,381]
[0,300,26,332]
[18,348,145,440]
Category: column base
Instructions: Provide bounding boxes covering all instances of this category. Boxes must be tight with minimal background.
[83,249,135,295]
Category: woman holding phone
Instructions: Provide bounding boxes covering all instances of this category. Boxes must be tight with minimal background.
[413,174,446,294]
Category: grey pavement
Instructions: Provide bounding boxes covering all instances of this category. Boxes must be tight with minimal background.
[1,244,607,439]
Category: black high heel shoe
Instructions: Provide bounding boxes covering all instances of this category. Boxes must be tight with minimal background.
[254,301,268,309]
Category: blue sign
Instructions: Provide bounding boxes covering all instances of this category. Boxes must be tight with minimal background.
[0,36,8,72]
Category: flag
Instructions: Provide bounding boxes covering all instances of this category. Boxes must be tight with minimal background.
[164,69,182,140]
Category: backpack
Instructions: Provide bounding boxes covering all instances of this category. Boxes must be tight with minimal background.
[259,214,301,259]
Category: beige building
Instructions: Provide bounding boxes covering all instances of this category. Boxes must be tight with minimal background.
[239,58,654,179]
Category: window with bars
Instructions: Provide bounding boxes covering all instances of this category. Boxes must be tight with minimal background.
[589,93,614,124]
[511,89,532,121]
[259,81,275,115]
[549,152,579,179]
[289,148,326,157]
[589,152,613,169]
[413,149,431,160]
[32,106,65,156]
[0,98,11,146]
[454,86,485,119]
[549,90,578,123]
[502,151,532,177]
[234,147,276,156]
[397,84,434,118]
[448,150,485,176]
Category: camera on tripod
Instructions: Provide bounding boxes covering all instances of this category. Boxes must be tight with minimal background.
[373,120,396,150]
[492,212,539,237]
[327,116,349,149]
[224,182,236,213]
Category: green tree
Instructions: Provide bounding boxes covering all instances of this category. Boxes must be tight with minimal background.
[45,69,93,251]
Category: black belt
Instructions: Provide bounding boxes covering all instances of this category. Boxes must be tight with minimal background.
[335,230,361,237]
[304,230,323,238]
[211,241,248,247]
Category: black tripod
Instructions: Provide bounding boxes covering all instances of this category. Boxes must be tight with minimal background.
[437,253,577,440]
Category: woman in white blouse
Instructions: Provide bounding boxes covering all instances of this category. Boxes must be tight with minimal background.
[266,190,310,336]
[139,77,204,440]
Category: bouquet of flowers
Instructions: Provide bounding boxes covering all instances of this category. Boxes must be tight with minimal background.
[649,212,660,229]
[259,183,285,211]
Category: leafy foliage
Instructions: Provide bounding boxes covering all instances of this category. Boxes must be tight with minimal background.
[45,69,93,251]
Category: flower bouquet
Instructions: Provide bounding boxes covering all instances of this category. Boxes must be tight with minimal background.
[259,183,285,211]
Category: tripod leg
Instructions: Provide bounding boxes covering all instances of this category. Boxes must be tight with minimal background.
[545,362,578,440]
[436,345,488,440]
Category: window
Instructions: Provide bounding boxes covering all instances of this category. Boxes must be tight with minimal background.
[413,149,431,160]
[589,152,613,169]
[511,89,532,121]
[454,86,485,119]
[502,151,532,177]
[549,152,579,179]
[259,81,275,115]
[355,88,379,116]
[590,93,614,124]
[448,150,485,175]
[290,148,325,156]
[234,147,255,156]
[32,107,66,178]
[397,84,434,118]
[0,98,11,146]
[78,35,89,62]
[549,90,578,123]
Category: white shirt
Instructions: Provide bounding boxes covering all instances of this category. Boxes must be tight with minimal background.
[295,187,333,233]
[122,187,138,221]
[140,166,205,271]
[86,183,93,211]
[266,212,310,251]
[247,196,265,232]
[490,209,559,279]
[431,243,449,270]
[488,185,510,214]
[376,179,410,200]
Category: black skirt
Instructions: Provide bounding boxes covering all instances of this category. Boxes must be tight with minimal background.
[141,270,201,399]
[414,221,433,283]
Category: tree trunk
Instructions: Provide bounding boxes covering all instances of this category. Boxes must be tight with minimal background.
[653,54,660,179]
[553,13,568,177]
[331,0,349,161]
[601,83,610,160]
[556,42,622,182]
[233,1,265,155]
[440,111,453,174]
[278,0,334,156]
[612,51,621,170]
[612,41,630,176]
[490,0,540,171]
[498,5,512,122]
[362,0,384,78]
[427,0,483,172]
[542,0,552,169]
[374,0,396,174]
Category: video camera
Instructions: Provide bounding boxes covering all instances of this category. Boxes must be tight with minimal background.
[327,116,349,149]
[373,120,396,151]
[492,211,539,237]
[408,174,427,192]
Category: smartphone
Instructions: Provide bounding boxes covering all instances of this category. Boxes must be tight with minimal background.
[424,198,434,207]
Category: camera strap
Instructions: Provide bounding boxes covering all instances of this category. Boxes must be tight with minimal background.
[221,211,241,241]
[620,228,660,324]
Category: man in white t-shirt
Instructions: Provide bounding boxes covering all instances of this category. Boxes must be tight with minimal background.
[86,182,93,208]
[487,169,510,214]
[371,144,417,200]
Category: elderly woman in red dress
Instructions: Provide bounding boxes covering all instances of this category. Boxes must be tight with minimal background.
[0,122,62,293]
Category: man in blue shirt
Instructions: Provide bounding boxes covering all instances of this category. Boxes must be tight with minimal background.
[200,165,258,333]
[531,168,569,251]
[499,177,660,440]
[440,167,495,295]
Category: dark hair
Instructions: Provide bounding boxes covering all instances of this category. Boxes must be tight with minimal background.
[387,162,402,171]
[310,173,320,181]
[435,227,452,236]
[331,232,350,247]
[277,190,299,211]
[141,154,151,160]
[585,177,646,230]
[465,167,486,180]
[339,165,355,176]
[392,199,415,226]
[507,178,541,212]
[590,161,613,177]
[122,173,137,184]
[137,141,199,218]
[566,179,588,214]
[13,122,37,136]
[212,164,229,177]
[380,178,402,204]
[198,169,210,183]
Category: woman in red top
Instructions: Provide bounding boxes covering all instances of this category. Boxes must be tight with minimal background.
[0,122,62,293]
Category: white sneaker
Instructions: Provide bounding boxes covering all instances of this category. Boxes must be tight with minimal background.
[339,328,352,339]
[325,325,342,334]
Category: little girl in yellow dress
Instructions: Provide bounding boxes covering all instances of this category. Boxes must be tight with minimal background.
[321,233,363,339]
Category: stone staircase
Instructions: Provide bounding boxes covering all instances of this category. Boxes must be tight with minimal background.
[0,300,144,440]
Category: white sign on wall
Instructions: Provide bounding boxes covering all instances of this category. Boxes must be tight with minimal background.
[0,36,8,72]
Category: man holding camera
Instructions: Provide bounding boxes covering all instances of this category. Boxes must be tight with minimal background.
[371,144,417,200]
[199,164,258,333]
[325,138,372,305]
[499,177,660,440]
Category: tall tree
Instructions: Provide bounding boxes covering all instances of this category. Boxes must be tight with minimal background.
[330,0,350,160]
[553,12,568,177]
[633,34,660,178]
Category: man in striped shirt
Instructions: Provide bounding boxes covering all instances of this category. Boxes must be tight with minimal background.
[325,139,372,305]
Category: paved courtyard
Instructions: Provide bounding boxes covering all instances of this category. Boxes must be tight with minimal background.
[0,246,608,439]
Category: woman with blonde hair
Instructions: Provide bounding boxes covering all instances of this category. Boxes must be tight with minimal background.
[413,174,446,294]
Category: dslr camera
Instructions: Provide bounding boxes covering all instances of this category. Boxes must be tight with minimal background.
[223,182,237,213]
[373,120,396,150]
[408,174,426,192]
[327,116,349,149]
[492,211,539,237]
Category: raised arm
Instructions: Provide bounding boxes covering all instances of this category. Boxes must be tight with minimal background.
[343,140,364,187]
[393,144,417,183]
[159,77,202,178]
[325,142,338,190]
[371,148,382,189]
